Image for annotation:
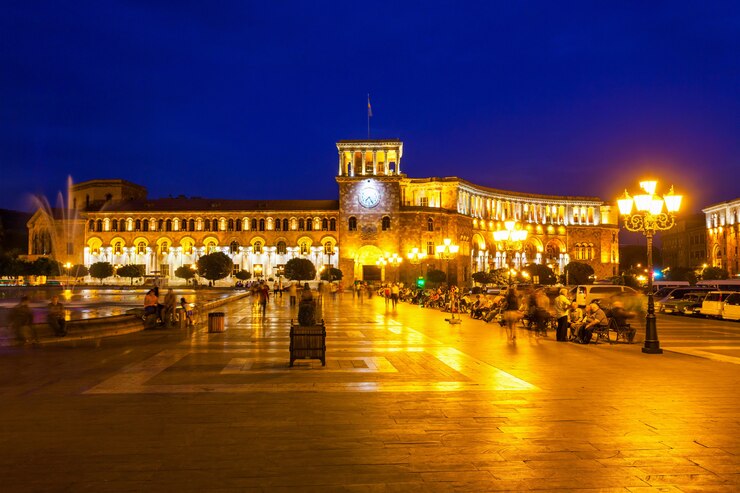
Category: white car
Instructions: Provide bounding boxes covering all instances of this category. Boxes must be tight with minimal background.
[571,285,638,308]
[700,291,734,318]
[721,293,740,321]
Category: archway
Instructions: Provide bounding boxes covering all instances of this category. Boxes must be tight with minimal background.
[354,245,384,281]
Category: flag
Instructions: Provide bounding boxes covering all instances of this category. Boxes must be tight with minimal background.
[367,94,372,118]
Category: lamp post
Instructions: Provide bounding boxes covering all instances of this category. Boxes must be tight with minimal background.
[435,238,460,286]
[492,221,528,286]
[385,253,403,282]
[617,180,683,354]
[64,262,72,288]
[407,247,427,285]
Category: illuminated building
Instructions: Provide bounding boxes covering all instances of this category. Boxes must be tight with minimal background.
[27,139,620,284]
[703,198,740,276]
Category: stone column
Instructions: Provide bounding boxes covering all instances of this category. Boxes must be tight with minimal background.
[372,151,377,175]
[338,151,343,176]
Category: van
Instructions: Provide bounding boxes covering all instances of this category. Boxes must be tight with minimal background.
[700,291,734,317]
[650,280,690,292]
[721,293,740,321]
[571,285,639,308]
[654,287,713,313]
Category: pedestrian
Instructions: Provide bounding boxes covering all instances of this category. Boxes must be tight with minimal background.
[298,283,315,326]
[329,281,338,299]
[391,283,400,309]
[554,288,571,341]
[10,296,37,345]
[164,288,177,326]
[384,284,391,307]
[288,281,298,306]
[258,281,270,317]
[47,295,67,337]
[179,297,193,326]
[503,288,520,341]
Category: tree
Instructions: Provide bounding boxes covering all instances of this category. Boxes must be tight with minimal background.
[197,252,233,283]
[234,270,252,281]
[175,265,197,284]
[471,271,495,286]
[69,264,89,280]
[666,267,697,285]
[564,262,595,285]
[117,264,145,285]
[426,268,447,285]
[31,257,62,277]
[284,258,316,281]
[320,267,343,281]
[702,266,729,280]
[89,262,114,284]
[523,264,557,285]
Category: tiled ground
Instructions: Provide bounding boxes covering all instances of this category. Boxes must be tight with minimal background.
[0,292,738,492]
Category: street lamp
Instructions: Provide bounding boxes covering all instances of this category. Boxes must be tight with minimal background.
[386,253,403,282]
[407,247,427,285]
[64,262,72,287]
[435,238,460,286]
[493,221,528,286]
[617,180,683,354]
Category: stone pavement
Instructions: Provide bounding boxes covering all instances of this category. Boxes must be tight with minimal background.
[0,292,739,492]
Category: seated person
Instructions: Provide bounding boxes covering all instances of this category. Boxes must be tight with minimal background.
[144,289,159,318]
[567,302,584,340]
[610,301,633,327]
[578,302,608,344]
[180,297,193,325]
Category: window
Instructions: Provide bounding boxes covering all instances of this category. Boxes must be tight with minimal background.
[235,219,241,231]
[189,219,195,231]
[259,219,265,231]
[212,219,218,231]
[206,241,217,254]
[96,219,103,232]
[183,241,193,254]
[158,219,164,231]
[160,242,169,255]
[112,220,118,232]
[420,197,429,207]
[204,220,211,231]
[275,218,281,231]
[251,219,257,230]
[143,219,149,232]
[253,241,263,254]
[298,219,305,231]
[427,218,434,231]
[330,218,336,231]
[135,219,141,231]
[426,241,435,255]
[137,242,146,255]
[227,219,234,231]
[348,217,357,231]
[283,219,289,231]
[381,216,391,231]
[165,219,172,232]
[324,242,333,255]
[322,218,328,231]
[114,242,122,255]
[89,220,95,232]
[179,218,186,231]
[229,241,239,254]
[277,241,287,255]
[306,219,313,231]
[300,242,309,255]
[120,219,126,232]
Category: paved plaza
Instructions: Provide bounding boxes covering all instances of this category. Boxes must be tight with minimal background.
[1,292,739,492]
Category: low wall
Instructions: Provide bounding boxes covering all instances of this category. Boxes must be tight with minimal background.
[0,292,250,347]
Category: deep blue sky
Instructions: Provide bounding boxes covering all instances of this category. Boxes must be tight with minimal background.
[1,1,737,213]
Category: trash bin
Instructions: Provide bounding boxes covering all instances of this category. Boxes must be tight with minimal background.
[208,312,225,333]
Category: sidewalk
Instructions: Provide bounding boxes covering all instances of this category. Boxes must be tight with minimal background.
[0,293,738,491]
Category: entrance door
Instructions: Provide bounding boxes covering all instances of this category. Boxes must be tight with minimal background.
[363,265,381,281]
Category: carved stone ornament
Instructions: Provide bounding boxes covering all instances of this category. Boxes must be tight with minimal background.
[360,224,378,241]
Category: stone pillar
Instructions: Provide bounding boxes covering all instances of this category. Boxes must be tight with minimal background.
[338,151,343,176]
[372,151,377,175]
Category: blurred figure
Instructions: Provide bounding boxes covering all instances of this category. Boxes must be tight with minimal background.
[554,288,571,341]
[47,295,67,337]
[10,296,37,345]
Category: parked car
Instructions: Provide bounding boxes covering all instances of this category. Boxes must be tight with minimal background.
[700,291,734,318]
[720,292,740,321]
[661,292,709,316]
[571,284,638,308]
[654,287,714,313]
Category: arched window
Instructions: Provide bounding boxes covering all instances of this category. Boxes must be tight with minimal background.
[427,218,434,232]
[89,220,95,232]
[183,241,193,254]
[114,242,123,255]
[204,219,211,231]
[189,219,195,231]
[227,219,234,231]
[259,219,265,231]
[137,241,146,255]
[111,220,118,232]
[324,242,333,254]
[206,241,216,254]
[212,219,218,231]
[330,218,336,231]
[120,219,126,232]
[158,219,164,231]
[298,219,305,231]
[251,218,257,230]
[229,241,239,254]
[143,219,149,232]
[179,218,185,231]
[277,241,287,255]
[348,217,357,231]
[253,241,263,254]
[165,219,172,232]
[96,219,103,231]
[381,216,391,231]
[322,218,328,231]
[275,218,282,231]
[235,219,241,231]
[306,218,313,231]
[300,241,309,255]
[283,219,289,231]
[160,242,169,255]
[135,219,141,231]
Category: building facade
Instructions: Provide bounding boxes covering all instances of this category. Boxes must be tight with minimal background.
[703,198,740,276]
[660,213,707,271]
[27,139,620,285]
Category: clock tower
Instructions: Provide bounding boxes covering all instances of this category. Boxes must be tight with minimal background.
[336,139,404,283]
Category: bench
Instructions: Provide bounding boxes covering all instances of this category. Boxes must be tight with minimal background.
[289,320,326,367]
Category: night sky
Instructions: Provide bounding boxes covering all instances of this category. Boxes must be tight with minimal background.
[1,1,738,213]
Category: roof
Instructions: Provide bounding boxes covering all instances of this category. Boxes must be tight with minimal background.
[97,197,340,213]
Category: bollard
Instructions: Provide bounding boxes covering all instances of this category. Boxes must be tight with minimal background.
[208,312,225,333]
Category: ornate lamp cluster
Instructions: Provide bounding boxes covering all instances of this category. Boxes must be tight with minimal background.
[617,180,683,355]
[492,220,528,249]
[377,252,403,282]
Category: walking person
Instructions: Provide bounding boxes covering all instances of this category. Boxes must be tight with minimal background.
[503,288,520,341]
[288,281,298,307]
[298,283,315,326]
[391,283,400,309]
[258,281,270,317]
[47,295,67,337]
[10,296,37,345]
[554,288,571,341]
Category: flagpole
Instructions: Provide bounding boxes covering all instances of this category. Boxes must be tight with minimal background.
[367,93,370,139]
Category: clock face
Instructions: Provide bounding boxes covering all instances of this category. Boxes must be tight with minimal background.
[358,187,381,208]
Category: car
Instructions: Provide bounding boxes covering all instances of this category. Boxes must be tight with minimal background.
[700,291,734,318]
[720,292,740,321]
[661,292,709,316]
[571,284,638,308]
[655,287,714,313]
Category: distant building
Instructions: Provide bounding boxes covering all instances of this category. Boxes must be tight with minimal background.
[661,213,707,270]
[703,198,740,276]
[26,139,621,284]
